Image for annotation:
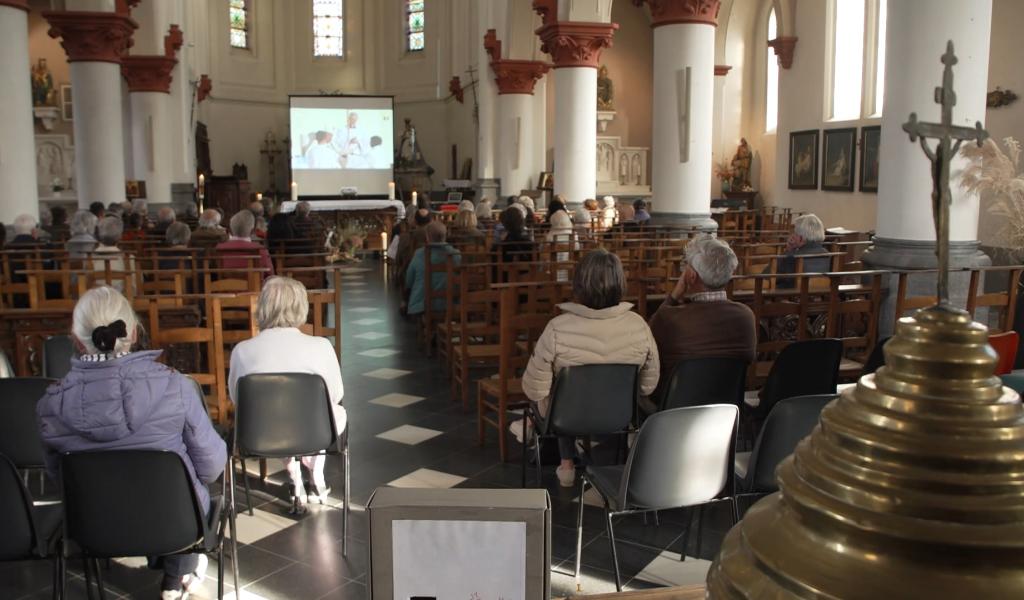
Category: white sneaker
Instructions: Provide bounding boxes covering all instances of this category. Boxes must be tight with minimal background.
[180,553,209,597]
[556,465,576,487]
[509,418,534,444]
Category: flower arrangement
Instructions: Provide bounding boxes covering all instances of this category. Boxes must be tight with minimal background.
[960,137,1024,257]
[325,223,368,263]
[714,159,734,183]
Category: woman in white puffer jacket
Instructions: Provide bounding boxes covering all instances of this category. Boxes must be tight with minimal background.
[521,249,659,487]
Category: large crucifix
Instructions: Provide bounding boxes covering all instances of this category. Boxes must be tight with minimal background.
[902,40,988,307]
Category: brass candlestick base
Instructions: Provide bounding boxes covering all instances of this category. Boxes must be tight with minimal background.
[708,306,1024,598]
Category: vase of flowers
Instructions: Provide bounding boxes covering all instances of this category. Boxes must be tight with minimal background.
[325,223,368,263]
[961,137,1024,261]
[715,159,734,193]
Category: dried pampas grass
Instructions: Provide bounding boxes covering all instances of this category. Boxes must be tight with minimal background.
[960,137,1024,256]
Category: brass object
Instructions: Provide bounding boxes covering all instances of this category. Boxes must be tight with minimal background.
[707,43,1024,598]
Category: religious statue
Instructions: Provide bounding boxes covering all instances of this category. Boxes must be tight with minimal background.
[394,118,435,194]
[396,118,423,166]
[31,58,56,107]
[597,65,614,111]
[730,138,752,190]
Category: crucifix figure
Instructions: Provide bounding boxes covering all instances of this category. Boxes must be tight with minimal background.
[902,40,988,307]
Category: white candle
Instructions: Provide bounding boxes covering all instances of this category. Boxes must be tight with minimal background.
[198,173,205,197]
[388,181,396,200]
[291,181,298,202]
[411,190,418,205]
[256,192,263,202]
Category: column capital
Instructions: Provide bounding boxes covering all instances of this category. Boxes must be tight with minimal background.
[536,21,618,69]
[714,64,732,76]
[43,11,138,64]
[632,0,721,27]
[197,74,213,102]
[122,24,183,93]
[768,36,798,69]
[485,29,550,94]
[532,0,557,27]
[0,0,30,12]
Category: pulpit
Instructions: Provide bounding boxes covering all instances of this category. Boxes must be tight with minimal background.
[206,176,251,221]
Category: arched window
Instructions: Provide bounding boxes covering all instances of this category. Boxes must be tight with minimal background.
[229,0,250,49]
[406,1,425,52]
[313,0,344,57]
[765,8,779,132]
[829,0,888,120]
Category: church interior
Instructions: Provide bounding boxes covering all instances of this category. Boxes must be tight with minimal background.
[3,0,1024,599]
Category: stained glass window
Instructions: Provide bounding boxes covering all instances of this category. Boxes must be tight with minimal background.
[313,0,344,58]
[229,0,249,49]
[406,0,425,52]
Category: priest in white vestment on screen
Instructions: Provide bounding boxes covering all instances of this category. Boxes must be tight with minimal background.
[335,111,370,168]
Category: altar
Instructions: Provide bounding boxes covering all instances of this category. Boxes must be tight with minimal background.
[279,199,406,251]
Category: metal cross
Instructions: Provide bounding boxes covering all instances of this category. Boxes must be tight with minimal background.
[903,40,988,306]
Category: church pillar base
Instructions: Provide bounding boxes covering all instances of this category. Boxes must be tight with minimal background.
[651,212,718,233]
[476,178,500,205]
[863,237,991,337]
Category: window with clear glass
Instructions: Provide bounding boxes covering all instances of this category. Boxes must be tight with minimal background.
[873,0,888,116]
[830,0,866,121]
[313,0,344,57]
[765,8,779,132]
[406,1,425,53]
[229,0,249,49]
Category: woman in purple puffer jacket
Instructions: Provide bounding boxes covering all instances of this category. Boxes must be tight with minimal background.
[36,286,227,600]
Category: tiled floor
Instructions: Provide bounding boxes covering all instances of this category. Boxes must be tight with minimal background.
[2,257,740,600]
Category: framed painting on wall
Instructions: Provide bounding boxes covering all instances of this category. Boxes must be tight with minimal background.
[60,85,72,121]
[788,129,819,190]
[860,125,881,193]
[821,127,857,192]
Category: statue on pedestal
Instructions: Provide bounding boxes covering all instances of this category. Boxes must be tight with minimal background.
[730,138,752,191]
[31,59,56,107]
[597,65,614,111]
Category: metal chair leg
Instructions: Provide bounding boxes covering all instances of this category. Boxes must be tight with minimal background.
[731,497,740,525]
[679,507,693,561]
[58,543,67,600]
[239,457,254,516]
[534,436,543,488]
[520,416,529,488]
[574,478,587,579]
[696,504,705,559]
[50,556,60,600]
[217,542,225,600]
[83,558,96,600]
[343,447,351,557]
[92,559,107,600]
[606,511,622,592]
[229,459,241,594]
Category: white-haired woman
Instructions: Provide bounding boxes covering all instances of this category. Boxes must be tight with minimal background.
[228,276,346,513]
[66,210,98,258]
[37,287,226,598]
[777,213,830,288]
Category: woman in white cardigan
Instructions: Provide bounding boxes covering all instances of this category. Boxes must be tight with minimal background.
[229,276,346,513]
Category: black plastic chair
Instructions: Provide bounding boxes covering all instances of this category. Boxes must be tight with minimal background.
[860,336,891,376]
[659,357,748,411]
[750,338,843,423]
[232,372,350,585]
[520,364,638,488]
[576,404,739,590]
[60,449,226,600]
[0,378,57,495]
[736,395,836,496]
[42,336,74,380]
[0,453,63,600]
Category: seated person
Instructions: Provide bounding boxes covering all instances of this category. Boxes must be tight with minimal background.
[405,222,461,317]
[266,212,296,249]
[249,201,267,239]
[66,210,98,259]
[475,197,494,224]
[647,236,756,405]
[228,277,346,513]
[42,206,68,241]
[633,199,651,224]
[190,209,228,250]
[777,213,830,288]
[5,213,42,248]
[291,201,324,241]
[215,210,274,275]
[520,249,660,487]
[89,201,106,220]
[396,208,432,285]
[121,212,147,242]
[36,286,226,599]
[158,223,194,270]
[545,196,568,224]
[450,207,485,243]
[496,205,535,264]
[91,216,137,294]
[152,206,177,236]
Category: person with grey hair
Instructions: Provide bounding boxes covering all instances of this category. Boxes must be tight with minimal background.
[228,276,345,513]
[647,236,756,405]
[520,248,659,487]
[215,210,274,274]
[475,197,494,222]
[405,221,461,316]
[190,208,228,249]
[66,210,99,258]
[37,286,225,598]
[292,200,323,240]
[91,216,136,294]
[131,198,149,224]
[777,213,830,288]
[6,214,41,247]
[153,206,176,235]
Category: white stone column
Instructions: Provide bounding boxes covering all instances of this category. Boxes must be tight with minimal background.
[641,0,720,229]
[44,7,136,209]
[0,1,39,223]
[476,3,500,202]
[536,20,617,206]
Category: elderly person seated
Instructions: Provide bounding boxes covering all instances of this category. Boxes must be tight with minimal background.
[405,222,461,317]
[6,214,42,248]
[66,210,99,258]
[91,216,136,293]
[190,208,228,249]
[159,223,194,270]
[777,213,830,288]
[153,206,177,236]
[647,236,756,405]
[248,201,267,239]
[229,277,346,513]
[545,195,568,224]
[37,286,226,598]
[496,205,535,264]
[520,249,660,487]
[475,197,494,223]
[516,195,537,224]
[450,208,485,242]
[291,201,323,240]
[633,199,651,224]
[131,198,150,227]
[215,210,274,275]
[396,208,433,283]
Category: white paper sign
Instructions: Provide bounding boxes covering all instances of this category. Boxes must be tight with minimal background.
[392,519,526,600]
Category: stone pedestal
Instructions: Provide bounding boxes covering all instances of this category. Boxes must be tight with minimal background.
[0,1,41,223]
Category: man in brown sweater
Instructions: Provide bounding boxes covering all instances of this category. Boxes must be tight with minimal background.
[648,236,756,404]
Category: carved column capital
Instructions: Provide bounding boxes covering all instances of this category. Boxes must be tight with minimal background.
[43,11,137,64]
[536,21,619,69]
[122,24,183,94]
[0,0,30,12]
[768,36,798,69]
[532,0,558,27]
[715,64,732,76]
[492,61,551,95]
[632,0,721,27]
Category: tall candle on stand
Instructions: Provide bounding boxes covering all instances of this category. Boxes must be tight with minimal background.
[256,192,263,203]
[291,181,298,202]
[411,190,417,206]
[197,174,205,211]
[388,181,396,201]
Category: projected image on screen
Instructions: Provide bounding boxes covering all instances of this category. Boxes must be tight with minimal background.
[291,109,394,171]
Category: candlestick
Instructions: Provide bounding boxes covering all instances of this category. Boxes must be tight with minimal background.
[388,181,396,201]
[291,181,298,203]
[411,190,418,205]
[256,192,263,203]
